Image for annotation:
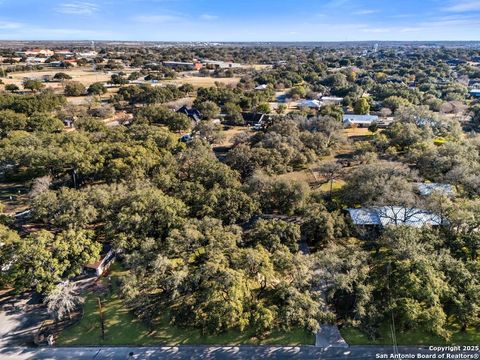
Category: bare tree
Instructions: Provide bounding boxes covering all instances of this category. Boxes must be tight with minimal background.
[317,161,344,197]
[46,281,83,321]
[29,176,52,198]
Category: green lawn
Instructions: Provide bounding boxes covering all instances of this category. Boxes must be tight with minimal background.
[341,323,480,346]
[318,179,346,193]
[57,263,314,346]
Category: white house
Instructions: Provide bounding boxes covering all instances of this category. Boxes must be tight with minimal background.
[321,96,343,105]
[255,84,268,90]
[298,99,322,109]
[343,114,379,128]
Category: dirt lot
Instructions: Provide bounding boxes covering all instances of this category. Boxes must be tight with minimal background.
[0,182,30,214]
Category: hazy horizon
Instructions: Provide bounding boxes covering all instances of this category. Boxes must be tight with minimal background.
[1,0,480,42]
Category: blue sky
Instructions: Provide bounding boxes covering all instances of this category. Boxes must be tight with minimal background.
[0,0,479,41]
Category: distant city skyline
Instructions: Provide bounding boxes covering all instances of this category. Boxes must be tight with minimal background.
[0,0,480,41]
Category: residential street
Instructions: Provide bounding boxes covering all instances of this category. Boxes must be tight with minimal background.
[0,345,479,360]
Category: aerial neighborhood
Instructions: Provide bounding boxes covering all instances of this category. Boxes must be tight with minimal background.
[0,27,479,360]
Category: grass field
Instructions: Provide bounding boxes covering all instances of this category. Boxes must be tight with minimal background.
[277,169,316,184]
[162,75,241,89]
[341,324,480,346]
[1,67,121,89]
[57,263,315,346]
[343,127,374,138]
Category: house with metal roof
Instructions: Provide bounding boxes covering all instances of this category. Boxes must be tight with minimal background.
[321,96,344,105]
[347,206,443,228]
[470,89,480,98]
[416,183,455,197]
[255,84,268,90]
[343,114,379,128]
[298,99,322,109]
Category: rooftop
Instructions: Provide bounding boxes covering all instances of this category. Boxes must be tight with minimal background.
[416,183,455,196]
[347,206,443,227]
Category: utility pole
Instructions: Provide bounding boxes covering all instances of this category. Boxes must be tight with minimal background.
[97,297,105,340]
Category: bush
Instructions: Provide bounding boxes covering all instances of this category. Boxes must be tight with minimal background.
[64,81,86,97]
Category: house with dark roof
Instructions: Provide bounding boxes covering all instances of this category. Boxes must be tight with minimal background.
[177,105,201,122]
[242,112,271,128]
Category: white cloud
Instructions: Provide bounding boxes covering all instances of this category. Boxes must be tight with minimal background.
[200,14,218,21]
[56,2,99,15]
[443,0,480,12]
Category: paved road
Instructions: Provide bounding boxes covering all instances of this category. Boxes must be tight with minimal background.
[0,291,49,347]
[0,345,478,360]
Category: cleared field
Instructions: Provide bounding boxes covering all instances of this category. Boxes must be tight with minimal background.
[343,127,374,138]
[217,126,253,147]
[162,76,241,88]
[249,64,273,70]
[1,67,135,88]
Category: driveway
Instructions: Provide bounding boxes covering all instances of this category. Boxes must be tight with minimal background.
[299,239,348,349]
[0,277,97,347]
[0,346,478,360]
[0,290,49,347]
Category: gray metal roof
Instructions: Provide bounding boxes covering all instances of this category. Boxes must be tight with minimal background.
[416,183,454,196]
[343,114,379,124]
[347,206,442,227]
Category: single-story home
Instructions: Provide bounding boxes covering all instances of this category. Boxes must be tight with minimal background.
[320,96,343,105]
[25,57,47,64]
[202,60,243,69]
[347,206,443,228]
[343,114,379,128]
[180,133,192,142]
[163,61,202,71]
[255,84,268,90]
[177,105,201,122]
[242,112,270,126]
[84,248,115,277]
[298,99,322,109]
[416,183,455,197]
[14,209,32,220]
[470,89,480,98]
